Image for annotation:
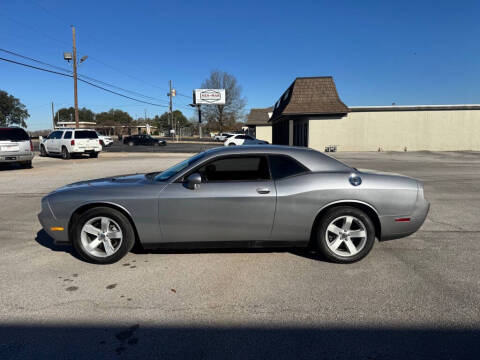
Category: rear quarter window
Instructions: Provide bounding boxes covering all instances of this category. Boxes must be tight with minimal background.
[268,154,310,180]
[74,130,98,139]
[0,128,30,141]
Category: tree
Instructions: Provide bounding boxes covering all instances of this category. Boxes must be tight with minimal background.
[0,90,30,127]
[200,70,246,132]
[96,109,133,127]
[54,107,94,124]
[154,110,189,132]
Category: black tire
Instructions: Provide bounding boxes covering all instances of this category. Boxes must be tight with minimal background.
[90,152,99,158]
[316,206,375,263]
[128,141,134,146]
[22,160,32,168]
[72,207,135,264]
[40,145,47,157]
[61,146,71,160]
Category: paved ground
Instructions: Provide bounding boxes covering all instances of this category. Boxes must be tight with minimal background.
[0,151,479,359]
[104,140,220,153]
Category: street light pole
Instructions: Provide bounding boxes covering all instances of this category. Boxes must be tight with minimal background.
[71,26,79,129]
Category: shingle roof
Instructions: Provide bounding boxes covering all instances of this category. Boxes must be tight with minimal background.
[245,107,273,126]
[270,77,349,122]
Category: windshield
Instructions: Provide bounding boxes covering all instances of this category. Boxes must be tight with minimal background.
[154,152,207,181]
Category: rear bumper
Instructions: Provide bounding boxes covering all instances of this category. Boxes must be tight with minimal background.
[0,153,34,163]
[71,147,102,154]
[380,198,430,241]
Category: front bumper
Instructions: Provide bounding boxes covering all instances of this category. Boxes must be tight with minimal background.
[38,197,70,244]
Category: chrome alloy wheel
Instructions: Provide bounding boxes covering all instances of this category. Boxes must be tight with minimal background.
[325,215,367,257]
[80,216,123,257]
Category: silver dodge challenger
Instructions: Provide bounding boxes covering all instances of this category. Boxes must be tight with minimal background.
[38,145,429,264]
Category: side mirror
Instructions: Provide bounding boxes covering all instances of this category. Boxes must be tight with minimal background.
[185,173,202,190]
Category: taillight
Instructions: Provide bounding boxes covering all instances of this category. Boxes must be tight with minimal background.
[71,140,75,146]
[98,139,101,145]
[29,140,33,151]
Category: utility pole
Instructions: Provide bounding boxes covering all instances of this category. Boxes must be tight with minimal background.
[71,26,79,129]
[168,80,173,139]
[51,102,55,129]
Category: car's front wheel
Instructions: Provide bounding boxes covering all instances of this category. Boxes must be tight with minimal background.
[316,206,375,263]
[72,207,135,264]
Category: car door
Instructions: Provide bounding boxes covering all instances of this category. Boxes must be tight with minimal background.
[158,155,276,243]
[46,131,60,152]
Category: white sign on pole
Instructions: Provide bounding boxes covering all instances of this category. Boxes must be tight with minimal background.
[194,89,226,105]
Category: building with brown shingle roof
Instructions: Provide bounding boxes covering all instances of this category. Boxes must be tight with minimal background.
[245,107,273,142]
[265,76,480,151]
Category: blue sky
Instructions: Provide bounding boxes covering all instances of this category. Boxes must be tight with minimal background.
[1,0,479,130]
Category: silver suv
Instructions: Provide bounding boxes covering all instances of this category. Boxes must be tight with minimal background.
[0,127,34,168]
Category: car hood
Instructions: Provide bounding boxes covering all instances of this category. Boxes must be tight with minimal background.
[53,173,151,193]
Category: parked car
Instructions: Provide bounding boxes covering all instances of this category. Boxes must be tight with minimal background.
[0,127,34,168]
[96,132,114,147]
[39,145,429,264]
[214,133,234,141]
[40,129,102,160]
[123,134,166,146]
[224,134,268,146]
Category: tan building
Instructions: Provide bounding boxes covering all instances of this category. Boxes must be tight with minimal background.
[257,76,480,151]
[245,107,273,143]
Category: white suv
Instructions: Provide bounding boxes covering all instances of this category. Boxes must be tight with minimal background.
[40,129,102,159]
[96,132,113,147]
[224,134,269,146]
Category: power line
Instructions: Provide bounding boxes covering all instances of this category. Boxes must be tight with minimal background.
[2,12,193,99]
[0,56,168,107]
[0,48,170,104]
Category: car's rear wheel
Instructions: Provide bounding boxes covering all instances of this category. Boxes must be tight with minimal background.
[61,146,71,160]
[73,207,135,264]
[40,145,47,157]
[90,152,99,158]
[22,160,32,168]
[128,141,134,146]
[316,206,375,263]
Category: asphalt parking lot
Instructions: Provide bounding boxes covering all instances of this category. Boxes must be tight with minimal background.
[104,140,220,153]
[0,151,479,359]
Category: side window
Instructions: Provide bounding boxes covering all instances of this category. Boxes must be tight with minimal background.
[236,135,246,140]
[268,155,309,180]
[197,156,270,182]
[63,131,72,139]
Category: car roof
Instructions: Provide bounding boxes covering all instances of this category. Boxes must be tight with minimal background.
[201,145,352,172]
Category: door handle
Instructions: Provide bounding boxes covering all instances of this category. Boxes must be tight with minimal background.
[256,187,270,194]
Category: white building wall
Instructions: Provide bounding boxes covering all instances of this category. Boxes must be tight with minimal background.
[308,110,480,151]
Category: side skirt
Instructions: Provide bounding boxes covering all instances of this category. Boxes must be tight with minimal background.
[141,240,309,250]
